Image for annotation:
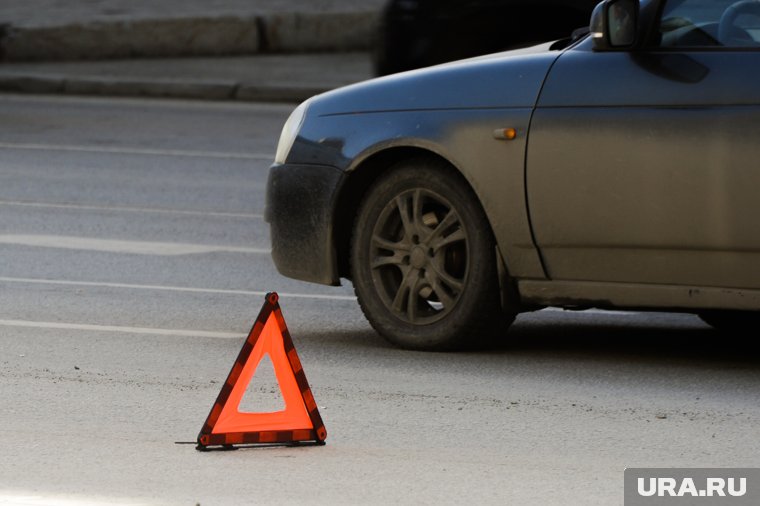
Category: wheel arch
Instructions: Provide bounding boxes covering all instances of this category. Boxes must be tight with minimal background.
[332,146,503,284]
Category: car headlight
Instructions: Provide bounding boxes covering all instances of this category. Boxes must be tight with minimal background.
[274,99,311,164]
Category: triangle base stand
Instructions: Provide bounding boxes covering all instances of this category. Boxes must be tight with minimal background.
[198,430,326,450]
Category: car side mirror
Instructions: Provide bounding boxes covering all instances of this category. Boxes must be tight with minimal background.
[591,0,639,50]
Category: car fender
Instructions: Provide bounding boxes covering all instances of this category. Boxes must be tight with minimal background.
[290,48,561,280]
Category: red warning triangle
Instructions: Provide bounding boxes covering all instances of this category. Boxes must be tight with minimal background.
[197,293,326,449]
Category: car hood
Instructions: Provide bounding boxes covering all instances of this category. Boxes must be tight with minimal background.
[310,42,562,115]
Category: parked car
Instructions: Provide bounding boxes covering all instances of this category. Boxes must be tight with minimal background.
[374,0,601,75]
[266,0,760,351]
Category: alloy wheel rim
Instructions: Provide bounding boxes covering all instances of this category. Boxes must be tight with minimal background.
[369,187,469,325]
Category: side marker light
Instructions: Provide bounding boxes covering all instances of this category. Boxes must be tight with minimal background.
[493,128,517,141]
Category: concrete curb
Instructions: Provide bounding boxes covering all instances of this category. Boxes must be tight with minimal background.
[1,18,261,61]
[0,73,334,103]
[0,11,378,62]
[262,12,377,53]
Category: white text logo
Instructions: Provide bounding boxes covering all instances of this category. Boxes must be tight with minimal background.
[637,477,747,498]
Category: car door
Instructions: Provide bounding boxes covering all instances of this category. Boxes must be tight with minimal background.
[526,0,760,289]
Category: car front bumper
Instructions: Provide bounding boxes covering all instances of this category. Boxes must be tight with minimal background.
[265,163,345,286]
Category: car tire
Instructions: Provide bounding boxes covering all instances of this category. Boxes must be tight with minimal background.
[699,310,760,332]
[350,158,513,351]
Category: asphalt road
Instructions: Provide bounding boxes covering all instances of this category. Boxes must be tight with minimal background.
[1,94,759,506]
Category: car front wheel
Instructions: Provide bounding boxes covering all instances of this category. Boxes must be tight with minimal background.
[350,158,512,351]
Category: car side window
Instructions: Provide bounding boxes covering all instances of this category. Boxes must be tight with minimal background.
[659,0,760,48]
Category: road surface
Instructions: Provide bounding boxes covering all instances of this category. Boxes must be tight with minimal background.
[1,94,758,505]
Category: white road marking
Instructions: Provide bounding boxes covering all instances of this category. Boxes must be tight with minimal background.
[0,319,244,339]
[0,199,263,219]
[0,235,269,255]
[0,493,154,506]
[0,141,272,161]
[0,276,358,301]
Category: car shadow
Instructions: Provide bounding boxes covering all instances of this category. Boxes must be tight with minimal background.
[489,310,760,368]
[296,310,760,370]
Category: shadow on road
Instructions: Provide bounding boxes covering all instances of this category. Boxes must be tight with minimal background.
[298,310,760,370]
[493,311,760,369]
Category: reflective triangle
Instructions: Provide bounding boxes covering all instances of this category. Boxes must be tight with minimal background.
[197,293,326,449]
[213,313,312,433]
